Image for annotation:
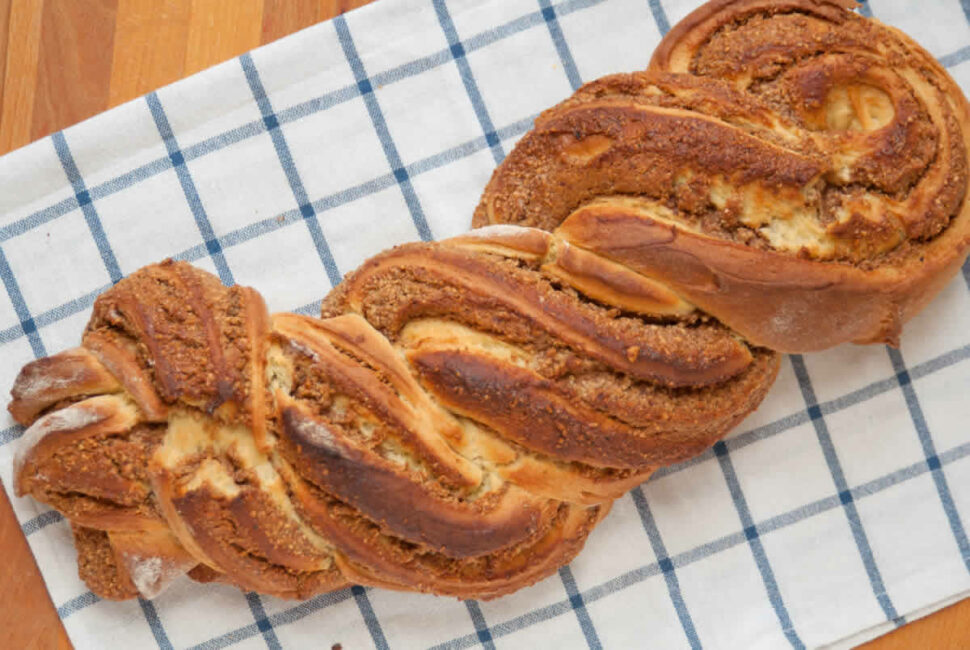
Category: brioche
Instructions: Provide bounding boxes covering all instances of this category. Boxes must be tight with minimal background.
[10,0,970,605]
[476,0,970,351]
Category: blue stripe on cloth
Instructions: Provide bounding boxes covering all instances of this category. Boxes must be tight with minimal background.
[21,510,63,536]
[28,283,109,328]
[293,299,323,316]
[57,591,100,619]
[245,592,283,650]
[433,0,506,164]
[0,151,171,243]
[178,120,268,164]
[173,114,535,266]
[274,84,364,127]
[449,0,602,60]
[0,318,33,349]
[139,597,174,650]
[649,343,970,482]
[351,586,390,650]
[334,15,434,242]
[0,283,107,353]
[0,425,22,445]
[961,0,970,25]
[940,45,970,68]
[648,0,671,35]
[431,601,579,650]
[558,565,602,649]
[190,589,355,650]
[790,354,901,624]
[888,347,970,572]
[538,0,584,91]
[88,156,175,203]
[238,53,344,287]
[464,600,497,650]
[0,196,79,243]
[630,488,701,650]
[144,92,235,287]
[713,441,806,649]
[51,132,123,285]
[0,320,44,347]
[0,245,47,358]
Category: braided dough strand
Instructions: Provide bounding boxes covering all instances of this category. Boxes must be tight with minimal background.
[477,0,970,351]
[12,229,777,600]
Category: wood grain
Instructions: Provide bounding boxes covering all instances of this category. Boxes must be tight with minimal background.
[0,0,43,153]
[0,1,968,648]
[0,0,12,115]
[0,480,70,650]
[261,0,323,43]
[30,0,118,142]
[109,0,191,106]
[859,597,970,649]
[184,0,264,76]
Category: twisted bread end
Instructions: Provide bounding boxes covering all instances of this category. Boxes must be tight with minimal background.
[477,0,970,351]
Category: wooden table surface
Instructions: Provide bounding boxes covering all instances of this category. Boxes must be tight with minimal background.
[0,1,968,648]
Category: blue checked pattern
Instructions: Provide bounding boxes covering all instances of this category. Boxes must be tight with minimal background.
[2,0,970,647]
[145,93,236,287]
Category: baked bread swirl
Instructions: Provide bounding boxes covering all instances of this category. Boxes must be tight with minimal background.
[475,0,970,351]
[11,228,778,601]
[10,0,970,606]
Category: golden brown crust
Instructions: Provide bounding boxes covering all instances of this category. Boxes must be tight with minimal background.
[278,399,556,558]
[72,525,139,601]
[8,348,121,426]
[323,242,753,387]
[650,0,860,75]
[10,238,776,601]
[476,1,970,351]
[407,346,776,469]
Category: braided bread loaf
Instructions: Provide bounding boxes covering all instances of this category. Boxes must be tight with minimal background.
[9,0,970,604]
[476,0,970,351]
[12,230,777,600]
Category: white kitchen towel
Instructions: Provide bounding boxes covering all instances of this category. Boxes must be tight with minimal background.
[2,0,970,648]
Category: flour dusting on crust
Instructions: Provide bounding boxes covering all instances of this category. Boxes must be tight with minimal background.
[13,405,104,475]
